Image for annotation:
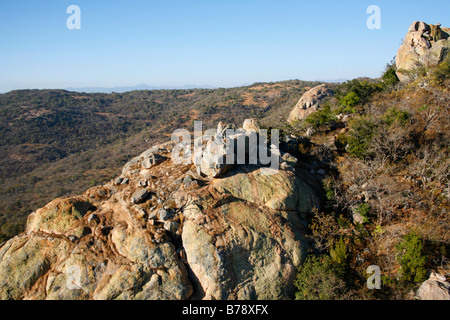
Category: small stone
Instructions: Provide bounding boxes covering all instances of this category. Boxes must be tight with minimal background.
[114,177,123,185]
[68,235,77,242]
[131,189,150,204]
[183,175,193,185]
[87,213,100,224]
[317,169,326,176]
[121,178,129,185]
[164,221,180,233]
[138,180,147,187]
[136,208,147,219]
[158,208,174,221]
[148,210,158,220]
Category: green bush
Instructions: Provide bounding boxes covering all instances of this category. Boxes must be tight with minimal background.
[354,203,371,224]
[382,107,410,126]
[304,104,336,131]
[346,116,376,159]
[429,56,450,86]
[322,177,336,201]
[294,255,347,300]
[336,92,359,114]
[335,79,384,108]
[382,62,400,87]
[330,237,348,267]
[396,232,427,283]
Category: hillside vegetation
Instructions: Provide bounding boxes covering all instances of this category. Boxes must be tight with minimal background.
[287,61,449,299]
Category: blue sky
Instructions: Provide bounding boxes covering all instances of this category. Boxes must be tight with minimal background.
[0,0,449,92]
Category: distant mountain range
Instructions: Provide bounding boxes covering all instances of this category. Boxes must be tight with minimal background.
[64,84,219,93]
[63,80,349,94]
[0,79,348,94]
[0,79,350,95]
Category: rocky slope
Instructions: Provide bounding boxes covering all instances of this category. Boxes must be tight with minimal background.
[396,21,450,81]
[0,120,322,300]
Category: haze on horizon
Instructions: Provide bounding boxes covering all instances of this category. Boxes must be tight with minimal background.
[1,0,449,93]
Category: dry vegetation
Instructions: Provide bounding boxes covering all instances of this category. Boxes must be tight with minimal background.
[291,61,449,299]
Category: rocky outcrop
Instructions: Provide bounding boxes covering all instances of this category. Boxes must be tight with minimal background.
[0,120,322,300]
[416,272,450,300]
[396,21,450,82]
[288,84,332,122]
[193,119,271,179]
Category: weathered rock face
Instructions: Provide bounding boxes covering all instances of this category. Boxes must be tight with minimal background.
[416,272,450,300]
[396,21,450,82]
[0,120,322,300]
[288,84,332,123]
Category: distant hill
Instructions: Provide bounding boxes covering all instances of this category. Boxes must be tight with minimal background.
[64,84,219,93]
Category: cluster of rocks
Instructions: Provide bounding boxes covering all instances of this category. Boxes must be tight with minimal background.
[193,119,281,179]
[396,21,450,82]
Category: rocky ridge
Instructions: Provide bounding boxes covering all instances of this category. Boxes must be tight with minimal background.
[0,120,322,300]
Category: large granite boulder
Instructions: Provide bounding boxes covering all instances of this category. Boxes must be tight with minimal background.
[181,166,320,299]
[288,84,332,122]
[396,21,450,82]
[416,272,450,300]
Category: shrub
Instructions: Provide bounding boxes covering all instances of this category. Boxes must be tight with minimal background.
[382,107,410,126]
[294,255,347,300]
[382,62,400,87]
[354,203,371,224]
[335,79,384,108]
[337,92,359,114]
[396,232,427,283]
[304,104,336,131]
[346,116,377,159]
[429,56,450,87]
[308,209,342,252]
[330,237,349,267]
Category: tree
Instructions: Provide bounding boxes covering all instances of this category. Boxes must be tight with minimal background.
[396,232,427,283]
[382,61,400,88]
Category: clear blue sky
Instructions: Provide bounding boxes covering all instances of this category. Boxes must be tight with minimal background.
[0,0,449,92]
